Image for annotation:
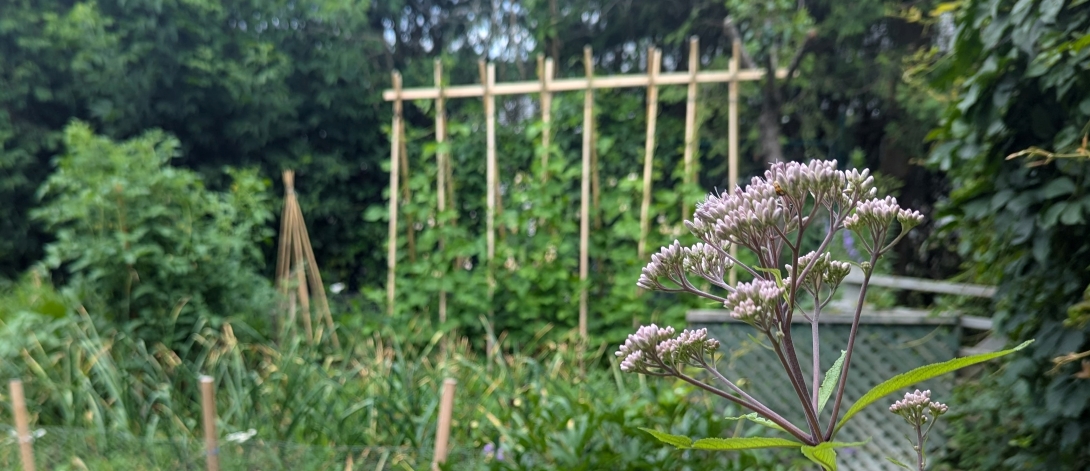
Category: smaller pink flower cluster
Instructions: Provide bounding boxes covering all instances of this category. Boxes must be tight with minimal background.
[617,324,721,375]
[889,389,949,426]
[724,279,784,330]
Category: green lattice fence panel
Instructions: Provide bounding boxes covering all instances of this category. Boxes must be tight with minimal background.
[690,310,959,471]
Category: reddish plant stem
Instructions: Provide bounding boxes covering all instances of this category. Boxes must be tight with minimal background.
[823,248,881,441]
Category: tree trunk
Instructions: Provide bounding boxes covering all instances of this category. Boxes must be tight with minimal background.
[758,100,785,164]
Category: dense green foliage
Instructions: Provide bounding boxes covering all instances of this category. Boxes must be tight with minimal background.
[32,122,276,348]
[926,0,1090,468]
[0,278,804,470]
[6,0,1090,468]
[0,0,389,286]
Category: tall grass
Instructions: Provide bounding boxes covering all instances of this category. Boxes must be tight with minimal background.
[0,301,798,470]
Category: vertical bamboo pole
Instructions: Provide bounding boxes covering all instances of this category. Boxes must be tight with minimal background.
[539,55,554,182]
[482,60,497,324]
[400,123,416,263]
[638,47,661,260]
[682,37,700,219]
[728,42,740,286]
[9,380,35,471]
[579,46,594,341]
[200,376,220,471]
[431,378,457,471]
[292,209,314,343]
[435,59,448,324]
[386,72,403,316]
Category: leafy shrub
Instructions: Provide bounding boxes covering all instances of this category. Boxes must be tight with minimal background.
[32,121,277,348]
[926,0,1090,468]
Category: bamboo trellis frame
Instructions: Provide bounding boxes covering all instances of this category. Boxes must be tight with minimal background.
[383,38,785,341]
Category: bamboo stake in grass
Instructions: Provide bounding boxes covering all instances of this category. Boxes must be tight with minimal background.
[638,47,662,260]
[387,72,403,316]
[435,59,448,324]
[682,37,700,219]
[200,375,220,471]
[729,41,740,286]
[431,378,458,471]
[579,46,594,341]
[9,380,35,471]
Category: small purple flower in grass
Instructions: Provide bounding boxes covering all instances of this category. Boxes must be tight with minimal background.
[482,442,505,461]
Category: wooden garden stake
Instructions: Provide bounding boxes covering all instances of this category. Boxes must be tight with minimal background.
[10,380,35,471]
[538,55,554,182]
[386,71,403,316]
[682,37,700,218]
[579,46,594,341]
[729,41,741,286]
[400,120,415,263]
[481,60,497,323]
[638,47,662,260]
[200,376,220,471]
[435,59,448,324]
[431,378,457,471]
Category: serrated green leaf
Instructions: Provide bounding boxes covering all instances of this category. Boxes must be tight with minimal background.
[724,413,787,432]
[690,437,803,450]
[886,456,913,469]
[638,428,692,449]
[824,439,870,448]
[801,443,839,471]
[834,340,1034,434]
[819,350,847,413]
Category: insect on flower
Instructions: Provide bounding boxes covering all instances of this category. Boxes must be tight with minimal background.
[773,182,787,197]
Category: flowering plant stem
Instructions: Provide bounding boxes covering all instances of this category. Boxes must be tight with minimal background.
[619,160,1031,470]
[823,249,879,441]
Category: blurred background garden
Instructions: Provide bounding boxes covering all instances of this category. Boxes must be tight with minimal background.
[1,0,1089,469]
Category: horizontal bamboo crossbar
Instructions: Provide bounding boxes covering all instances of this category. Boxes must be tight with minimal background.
[383,69,787,101]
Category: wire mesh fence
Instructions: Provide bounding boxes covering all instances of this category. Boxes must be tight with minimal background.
[0,425,495,471]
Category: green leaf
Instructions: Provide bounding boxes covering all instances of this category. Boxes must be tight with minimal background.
[1041,177,1076,199]
[690,437,804,450]
[886,456,913,469]
[724,413,787,432]
[834,340,1034,434]
[638,428,693,449]
[801,443,839,471]
[819,350,847,413]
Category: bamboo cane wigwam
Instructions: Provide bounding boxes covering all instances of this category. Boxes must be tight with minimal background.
[382,39,786,340]
[276,170,339,347]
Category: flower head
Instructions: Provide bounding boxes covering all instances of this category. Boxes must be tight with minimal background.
[637,241,685,290]
[617,325,722,375]
[724,279,784,329]
[889,389,949,426]
[616,324,676,373]
[786,251,852,293]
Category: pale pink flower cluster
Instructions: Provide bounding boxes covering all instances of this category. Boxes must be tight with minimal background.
[724,279,784,329]
[786,251,853,291]
[844,196,924,234]
[617,325,721,374]
[889,389,949,426]
[763,159,845,202]
[637,240,733,291]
